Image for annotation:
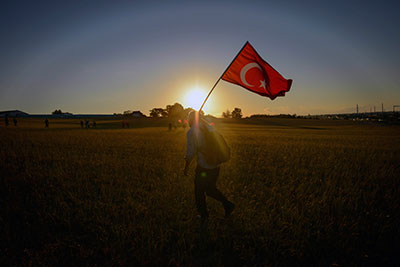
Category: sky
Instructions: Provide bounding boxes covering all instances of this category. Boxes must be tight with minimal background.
[1,0,399,116]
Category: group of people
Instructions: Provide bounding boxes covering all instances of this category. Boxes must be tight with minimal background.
[4,115,17,126]
[80,120,96,128]
[168,120,188,131]
[3,117,99,129]
[43,119,96,129]
[3,115,49,128]
[3,116,50,128]
[168,122,177,131]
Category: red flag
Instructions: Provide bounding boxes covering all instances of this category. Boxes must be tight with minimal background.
[221,41,292,100]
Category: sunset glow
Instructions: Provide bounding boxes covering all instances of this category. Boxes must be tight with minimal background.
[184,87,207,111]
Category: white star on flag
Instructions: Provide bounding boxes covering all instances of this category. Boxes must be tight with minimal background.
[259,80,266,90]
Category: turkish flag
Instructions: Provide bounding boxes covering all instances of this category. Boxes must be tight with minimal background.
[221,42,292,100]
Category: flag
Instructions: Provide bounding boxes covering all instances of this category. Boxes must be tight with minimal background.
[221,41,292,100]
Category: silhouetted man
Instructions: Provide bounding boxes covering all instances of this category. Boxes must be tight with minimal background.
[80,120,84,128]
[13,118,17,126]
[184,111,234,222]
[45,118,49,128]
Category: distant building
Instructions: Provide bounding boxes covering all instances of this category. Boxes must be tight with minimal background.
[131,111,146,118]
[0,110,29,117]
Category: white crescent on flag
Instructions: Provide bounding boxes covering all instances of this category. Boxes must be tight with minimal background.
[240,62,262,87]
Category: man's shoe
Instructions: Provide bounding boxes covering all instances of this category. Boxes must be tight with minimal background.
[224,202,235,218]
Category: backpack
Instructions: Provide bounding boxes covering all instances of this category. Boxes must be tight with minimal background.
[198,124,231,165]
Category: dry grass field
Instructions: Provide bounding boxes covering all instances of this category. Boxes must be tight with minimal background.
[1,118,399,266]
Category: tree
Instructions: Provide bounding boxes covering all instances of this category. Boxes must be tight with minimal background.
[52,109,63,115]
[149,108,164,118]
[123,110,132,116]
[166,103,184,118]
[231,108,243,118]
[161,109,168,118]
[222,109,231,118]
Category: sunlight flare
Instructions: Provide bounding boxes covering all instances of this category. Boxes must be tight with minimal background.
[184,87,208,111]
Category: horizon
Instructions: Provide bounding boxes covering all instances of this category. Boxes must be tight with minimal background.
[1,105,396,117]
[1,0,399,116]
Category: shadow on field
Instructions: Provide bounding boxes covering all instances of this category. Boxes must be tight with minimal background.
[192,219,245,266]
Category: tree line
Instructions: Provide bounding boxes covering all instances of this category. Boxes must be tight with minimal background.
[52,104,243,119]
[222,108,242,118]
[148,103,243,119]
[149,103,198,119]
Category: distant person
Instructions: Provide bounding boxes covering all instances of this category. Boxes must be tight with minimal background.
[80,120,84,128]
[5,114,9,126]
[45,118,49,128]
[93,121,96,128]
[85,120,90,129]
[168,123,172,131]
[13,118,17,126]
[184,111,234,222]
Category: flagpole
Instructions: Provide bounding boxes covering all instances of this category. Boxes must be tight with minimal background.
[199,41,249,112]
[199,77,222,112]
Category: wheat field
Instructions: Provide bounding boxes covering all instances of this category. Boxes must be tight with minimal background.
[1,118,399,266]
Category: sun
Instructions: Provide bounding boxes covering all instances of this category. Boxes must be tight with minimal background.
[184,87,207,111]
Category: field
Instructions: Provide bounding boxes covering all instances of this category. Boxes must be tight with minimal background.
[1,118,399,266]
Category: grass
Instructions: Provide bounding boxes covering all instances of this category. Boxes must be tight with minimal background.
[1,118,399,266]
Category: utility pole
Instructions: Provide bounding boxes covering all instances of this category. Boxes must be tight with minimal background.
[356,104,358,114]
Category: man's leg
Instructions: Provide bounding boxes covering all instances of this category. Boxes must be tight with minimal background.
[203,168,234,216]
[194,167,208,218]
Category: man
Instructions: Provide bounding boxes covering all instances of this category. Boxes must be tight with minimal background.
[184,111,234,221]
